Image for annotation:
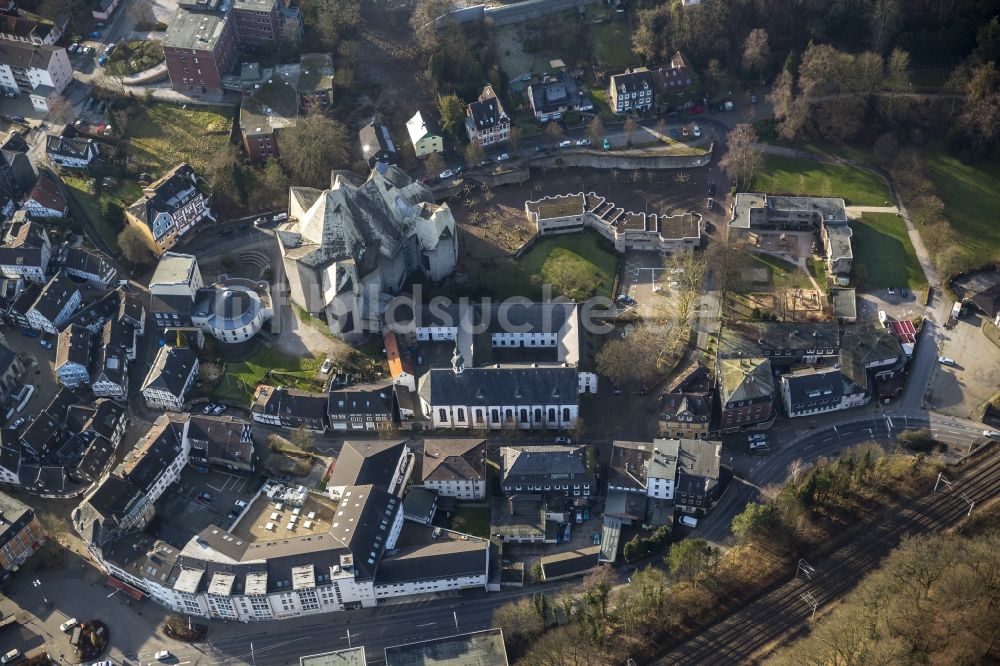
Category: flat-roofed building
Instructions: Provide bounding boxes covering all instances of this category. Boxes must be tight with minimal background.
[384,628,508,666]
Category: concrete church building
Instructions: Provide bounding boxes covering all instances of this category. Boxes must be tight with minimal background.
[276,164,458,340]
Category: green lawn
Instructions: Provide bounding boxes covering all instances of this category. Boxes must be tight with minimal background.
[746,251,812,289]
[127,102,233,176]
[494,230,618,300]
[589,21,634,70]
[809,257,827,284]
[851,213,927,289]
[212,346,325,403]
[63,176,142,250]
[448,506,490,539]
[751,154,892,206]
[924,149,1000,267]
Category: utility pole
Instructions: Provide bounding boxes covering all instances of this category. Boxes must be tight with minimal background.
[932,473,974,515]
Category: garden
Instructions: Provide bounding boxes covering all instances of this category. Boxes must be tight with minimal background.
[850,213,927,290]
[750,154,893,206]
[125,102,233,176]
[107,40,164,75]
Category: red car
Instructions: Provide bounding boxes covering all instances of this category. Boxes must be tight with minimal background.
[687,105,704,115]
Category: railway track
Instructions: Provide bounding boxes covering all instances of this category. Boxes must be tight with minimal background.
[656,452,1000,665]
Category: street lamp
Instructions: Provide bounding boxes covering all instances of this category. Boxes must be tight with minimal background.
[32,579,48,605]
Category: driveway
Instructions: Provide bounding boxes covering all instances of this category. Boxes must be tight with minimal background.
[925,313,1000,419]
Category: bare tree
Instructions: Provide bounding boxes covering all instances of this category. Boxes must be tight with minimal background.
[279,108,350,187]
[741,28,770,74]
[424,152,446,177]
[464,141,485,168]
[719,123,763,190]
[127,0,155,28]
[623,117,638,146]
[117,226,155,266]
[507,126,523,151]
[45,96,73,125]
[410,0,453,53]
[545,121,565,145]
[586,116,605,146]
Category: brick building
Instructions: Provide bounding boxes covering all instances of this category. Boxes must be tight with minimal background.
[0,490,44,575]
[163,0,238,94]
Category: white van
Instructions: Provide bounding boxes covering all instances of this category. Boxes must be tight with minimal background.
[679,515,698,528]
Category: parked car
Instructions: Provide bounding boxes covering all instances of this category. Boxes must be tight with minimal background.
[554,436,573,445]
[748,433,767,442]
[10,418,24,430]
[679,515,698,528]
[563,524,571,542]
[583,507,590,520]
[321,358,334,374]
[984,430,1000,439]
[750,441,770,451]
[938,356,956,366]
[84,97,95,111]
[497,152,510,161]
[693,125,702,137]
[60,618,78,632]
[602,138,611,150]
[535,145,549,153]
[707,197,715,210]
[272,212,288,221]
[104,43,116,54]
[11,115,26,125]
[708,182,716,195]
[68,43,79,53]
[89,30,102,38]
[97,56,108,66]
[750,94,759,104]
[455,165,466,175]
[253,216,267,226]
[196,492,213,504]
[575,511,583,524]
[558,140,572,148]
[670,128,681,140]
[681,126,689,137]
[477,158,492,167]
[687,105,703,114]
[439,169,454,180]
[96,100,106,114]
[575,138,591,146]
[2,649,20,664]
[154,651,171,662]
[211,404,226,415]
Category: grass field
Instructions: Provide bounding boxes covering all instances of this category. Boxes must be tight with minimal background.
[924,149,1000,268]
[127,103,233,176]
[589,20,634,70]
[751,154,892,206]
[63,176,142,250]
[494,231,618,300]
[448,506,490,539]
[851,213,927,289]
[213,346,325,402]
[745,251,812,289]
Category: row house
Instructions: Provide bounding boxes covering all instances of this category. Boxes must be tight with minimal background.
[718,357,775,431]
[141,345,199,411]
[0,217,49,281]
[251,384,327,431]
[327,383,396,432]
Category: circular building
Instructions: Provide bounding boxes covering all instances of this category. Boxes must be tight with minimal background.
[191,278,272,343]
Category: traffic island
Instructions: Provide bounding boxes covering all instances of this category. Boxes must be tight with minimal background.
[162,613,208,642]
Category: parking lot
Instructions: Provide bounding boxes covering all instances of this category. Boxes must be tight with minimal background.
[156,468,263,542]
[858,288,925,325]
[926,313,1000,419]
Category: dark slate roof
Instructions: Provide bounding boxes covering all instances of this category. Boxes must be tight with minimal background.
[20,410,63,454]
[25,173,66,213]
[676,439,720,482]
[63,247,115,281]
[467,86,506,131]
[501,445,589,486]
[119,416,184,493]
[252,385,327,422]
[375,524,487,584]
[328,440,407,489]
[141,346,197,397]
[528,76,580,114]
[31,272,79,322]
[719,321,840,358]
[0,38,61,71]
[185,415,254,466]
[85,474,143,523]
[327,383,395,417]
[0,441,20,474]
[329,483,399,580]
[0,489,32,548]
[56,324,91,367]
[18,464,65,493]
[8,280,40,317]
[75,434,115,484]
[150,293,194,316]
[61,288,120,331]
[45,133,96,160]
[611,68,654,94]
[0,219,46,268]
[359,122,397,162]
[782,366,845,408]
[541,546,601,580]
[126,163,201,227]
[119,289,145,327]
[421,438,486,483]
[418,366,578,406]
[90,326,128,387]
[482,302,572,335]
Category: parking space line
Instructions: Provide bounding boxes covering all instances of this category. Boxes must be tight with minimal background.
[206,483,223,492]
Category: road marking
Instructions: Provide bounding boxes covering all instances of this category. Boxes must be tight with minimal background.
[417,622,435,627]
[207,483,223,492]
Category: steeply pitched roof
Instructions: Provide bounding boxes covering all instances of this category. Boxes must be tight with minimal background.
[418,366,578,407]
[328,440,407,489]
[467,84,507,132]
[0,37,61,70]
[30,271,78,322]
[56,324,91,368]
[127,164,202,227]
[405,110,441,145]
[501,445,590,486]
[25,173,66,214]
[252,384,327,422]
[327,383,395,417]
[718,357,774,405]
[421,439,486,484]
[141,346,198,397]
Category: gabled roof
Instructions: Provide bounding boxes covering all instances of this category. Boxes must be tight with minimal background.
[421,439,486,484]
[501,445,589,486]
[56,324,91,368]
[119,414,185,493]
[62,246,115,280]
[252,384,327,422]
[467,84,507,131]
[359,122,397,162]
[45,133,96,160]
[405,110,441,145]
[30,272,79,322]
[25,174,66,213]
[327,383,395,417]
[0,37,61,70]
[384,330,413,380]
[127,164,203,227]
[186,415,254,465]
[718,357,775,405]
[141,346,198,397]
[418,365,578,407]
[328,440,407,489]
